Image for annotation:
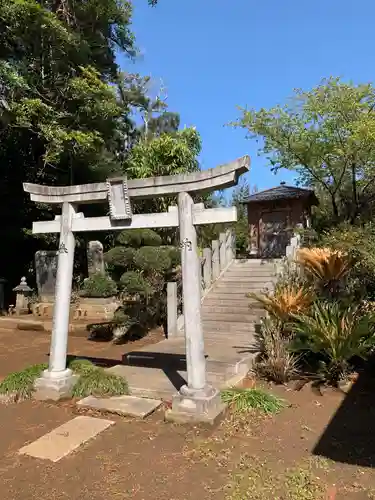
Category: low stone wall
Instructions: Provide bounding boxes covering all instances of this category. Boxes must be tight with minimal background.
[31,297,120,323]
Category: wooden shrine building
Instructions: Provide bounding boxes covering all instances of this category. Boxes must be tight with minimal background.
[242,182,318,259]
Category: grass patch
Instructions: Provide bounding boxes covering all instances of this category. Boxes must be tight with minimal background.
[285,467,325,500]
[0,363,48,401]
[221,388,285,414]
[226,455,327,500]
[70,360,129,398]
[68,358,98,375]
[0,359,128,402]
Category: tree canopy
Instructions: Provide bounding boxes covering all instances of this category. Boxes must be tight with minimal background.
[0,0,203,291]
[235,77,375,226]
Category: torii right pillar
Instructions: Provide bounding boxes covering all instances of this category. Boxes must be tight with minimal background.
[165,192,225,425]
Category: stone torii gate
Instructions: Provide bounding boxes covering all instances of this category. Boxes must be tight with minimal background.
[23,155,249,422]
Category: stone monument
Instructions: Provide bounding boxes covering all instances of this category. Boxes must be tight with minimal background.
[35,250,58,302]
[87,241,105,277]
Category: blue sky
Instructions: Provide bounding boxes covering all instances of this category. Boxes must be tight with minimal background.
[120,0,375,191]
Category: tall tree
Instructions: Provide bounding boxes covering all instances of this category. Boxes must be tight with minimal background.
[235,78,375,225]
[0,0,147,286]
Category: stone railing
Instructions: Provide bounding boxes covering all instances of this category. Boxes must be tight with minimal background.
[285,232,301,263]
[274,229,302,278]
[167,228,235,338]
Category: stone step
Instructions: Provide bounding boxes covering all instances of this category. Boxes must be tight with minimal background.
[233,258,281,265]
[201,305,259,314]
[215,281,274,288]
[202,321,256,332]
[203,336,256,347]
[229,267,276,273]
[106,362,247,399]
[220,275,276,282]
[227,265,277,272]
[122,350,251,377]
[203,297,263,307]
[203,331,257,340]
[76,395,162,419]
[202,312,260,323]
[226,265,276,271]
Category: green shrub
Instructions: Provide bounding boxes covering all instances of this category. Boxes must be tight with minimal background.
[116,229,162,248]
[80,273,118,298]
[72,369,129,398]
[254,317,300,383]
[221,388,285,414]
[0,363,48,400]
[104,247,135,268]
[104,228,180,339]
[163,246,181,268]
[320,223,375,300]
[291,301,375,384]
[119,270,154,296]
[133,246,171,272]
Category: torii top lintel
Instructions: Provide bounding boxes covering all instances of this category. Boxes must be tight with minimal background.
[23,156,250,205]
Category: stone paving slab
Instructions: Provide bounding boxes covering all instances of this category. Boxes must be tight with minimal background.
[77,395,162,418]
[18,416,114,462]
[106,364,248,399]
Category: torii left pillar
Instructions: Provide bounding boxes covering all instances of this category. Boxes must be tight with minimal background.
[34,202,78,400]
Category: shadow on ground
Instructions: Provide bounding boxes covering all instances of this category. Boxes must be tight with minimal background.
[123,351,193,392]
[313,361,375,468]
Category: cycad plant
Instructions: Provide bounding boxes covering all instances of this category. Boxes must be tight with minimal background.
[296,247,350,298]
[248,284,313,333]
[291,301,375,384]
[254,317,300,383]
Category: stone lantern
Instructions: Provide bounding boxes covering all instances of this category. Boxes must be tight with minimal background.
[13,277,33,315]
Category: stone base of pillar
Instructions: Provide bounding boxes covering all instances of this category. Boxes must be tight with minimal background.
[33,369,78,401]
[165,384,226,425]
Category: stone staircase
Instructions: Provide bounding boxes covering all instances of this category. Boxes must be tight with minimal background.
[200,258,277,352]
[109,259,278,399]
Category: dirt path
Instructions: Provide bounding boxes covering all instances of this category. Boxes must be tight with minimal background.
[0,329,375,499]
[0,327,164,377]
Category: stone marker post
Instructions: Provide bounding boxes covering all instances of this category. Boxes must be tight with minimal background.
[225,229,234,263]
[167,282,178,338]
[219,232,226,271]
[202,247,212,289]
[35,250,58,301]
[87,241,105,276]
[212,240,220,280]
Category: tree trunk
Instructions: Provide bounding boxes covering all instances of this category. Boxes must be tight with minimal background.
[331,194,339,219]
[350,162,358,224]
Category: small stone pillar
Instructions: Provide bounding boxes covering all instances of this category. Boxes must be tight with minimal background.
[225,229,234,263]
[211,240,220,280]
[13,277,32,315]
[167,282,179,338]
[202,247,212,289]
[219,232,226,271]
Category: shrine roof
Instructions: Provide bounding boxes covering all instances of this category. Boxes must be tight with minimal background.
[242,184,318,205]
